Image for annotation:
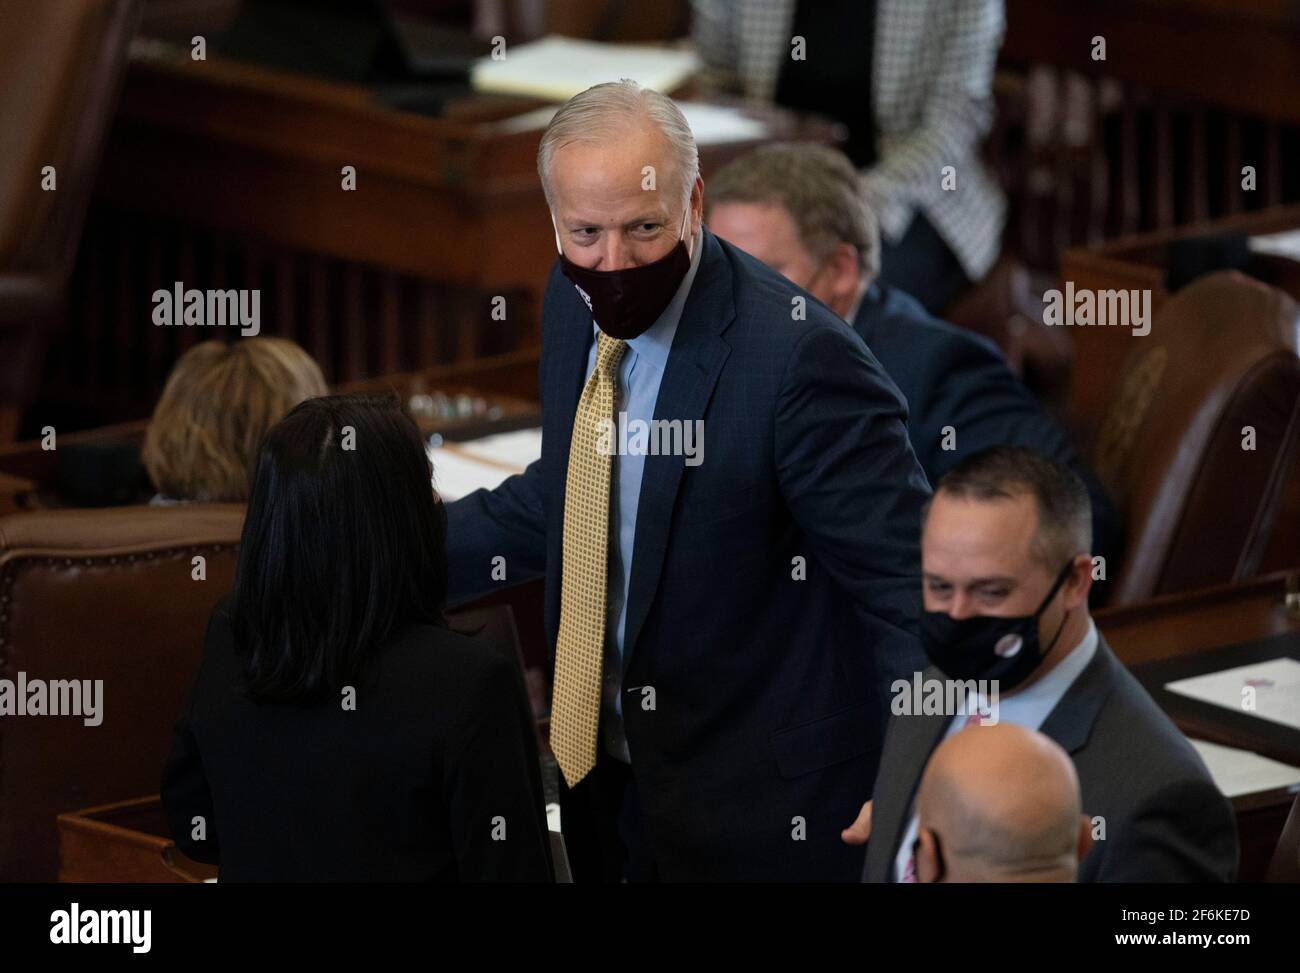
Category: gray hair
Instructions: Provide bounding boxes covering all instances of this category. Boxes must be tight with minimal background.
[537,80,700,215]
[706,143,879,281]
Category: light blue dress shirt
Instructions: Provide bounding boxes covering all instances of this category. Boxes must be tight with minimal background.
[893,617,1099,880]
[581,229,703,764]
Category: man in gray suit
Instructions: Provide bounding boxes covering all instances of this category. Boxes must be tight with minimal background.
[848,446,1238,882]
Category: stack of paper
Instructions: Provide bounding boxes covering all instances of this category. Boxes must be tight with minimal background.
[1165,657,1300,731]
[495,100,769,146]
[428,428,543,502]
[455,428,544,469]
[1187,739,1300,799]
[471,35,699,102]
[1249,229,1300,262]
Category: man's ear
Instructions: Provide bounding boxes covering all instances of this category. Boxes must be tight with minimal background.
[1076,813,1094,863]
[914,827,943,883]
[1064,552,1094,610]
[827,242,861,304]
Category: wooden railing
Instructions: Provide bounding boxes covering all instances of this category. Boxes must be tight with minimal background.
[993,0,1300,270]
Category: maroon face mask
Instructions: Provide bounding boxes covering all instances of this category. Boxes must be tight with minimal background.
[554,210,693,340]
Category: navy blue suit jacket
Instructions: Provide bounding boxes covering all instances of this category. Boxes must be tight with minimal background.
[445,229,932,880]
[852,284,1122,565]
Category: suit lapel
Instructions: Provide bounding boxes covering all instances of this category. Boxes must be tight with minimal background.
[620,230,735,674]
[551,279,592,440]
[876,704,951,881]
[1039,636,1118,755]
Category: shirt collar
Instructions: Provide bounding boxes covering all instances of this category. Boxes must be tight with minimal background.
[964,616,1099,730]
[590,227,702,373]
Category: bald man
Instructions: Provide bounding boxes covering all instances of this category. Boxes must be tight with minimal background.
[911,723,1090,883]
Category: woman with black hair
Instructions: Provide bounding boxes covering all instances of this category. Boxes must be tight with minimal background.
[162,394,552,881]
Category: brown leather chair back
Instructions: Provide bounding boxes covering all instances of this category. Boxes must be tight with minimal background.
[1094,272,1300,606]
[0,503,243,880]
[1266,789,1300,883]
[0,0,142,441]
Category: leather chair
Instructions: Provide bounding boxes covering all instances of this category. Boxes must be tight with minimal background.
[0,0,142,442]
[0,503,243,881]
[944,255,1074,414]
[1093,272,1300,606]
[1266,789,1300,883]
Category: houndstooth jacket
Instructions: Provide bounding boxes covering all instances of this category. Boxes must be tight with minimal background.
[692,0,1007,281]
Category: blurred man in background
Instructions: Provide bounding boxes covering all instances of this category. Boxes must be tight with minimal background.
[707,142,1120,565]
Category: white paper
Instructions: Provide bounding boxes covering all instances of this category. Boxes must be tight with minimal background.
[1249,229,1300,262]
[677,102,769,144]
[1188,738,1300,798]
[1165,657,1300,731]
[428,445,518,501]
[471,36,699,102]
[453,428,543,470]
[494,99,769,146]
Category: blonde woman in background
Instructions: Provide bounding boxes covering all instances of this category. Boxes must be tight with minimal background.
[142,338,328,504]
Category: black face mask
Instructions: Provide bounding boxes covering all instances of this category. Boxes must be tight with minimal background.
[920,561,1074,692]
[554,210,693,340]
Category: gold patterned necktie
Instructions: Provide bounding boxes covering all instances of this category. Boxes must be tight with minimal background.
[551,331,628,788]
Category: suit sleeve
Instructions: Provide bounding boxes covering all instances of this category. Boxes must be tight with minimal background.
[160,644,220,865]
[444,650,554,882]
[444,458,548,607]
[1092,778,1239,882]
[774,322,932,688]
[915,332,1123,565]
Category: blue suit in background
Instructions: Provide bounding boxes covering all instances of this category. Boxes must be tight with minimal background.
[851,284,1123,567]
[445,229,931,881]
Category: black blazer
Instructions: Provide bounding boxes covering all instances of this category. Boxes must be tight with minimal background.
[162,600,553,882]
[862,635,1239,882]
[852,284,1123,566]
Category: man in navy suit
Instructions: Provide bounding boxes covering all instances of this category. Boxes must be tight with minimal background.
[706,143,1122,567]
[444,81,931,881]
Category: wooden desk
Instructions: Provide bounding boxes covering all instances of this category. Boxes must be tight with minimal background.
[39,42,836,431]
[1131,637,1300,883]
[1098,570,1300,880]
[58,795,217,883]
[1096,568,1300,668]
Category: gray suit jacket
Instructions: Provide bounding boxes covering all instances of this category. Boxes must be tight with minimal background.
[862,635,1239,882]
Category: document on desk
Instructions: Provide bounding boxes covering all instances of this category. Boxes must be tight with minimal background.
[494,100,769,146]
[471,36,699,101]
[1249,229,1300,262]
[1187,739,1300,798]
[1165,657,1300,731]
[454,428,543,470]
[428,428,542,502]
